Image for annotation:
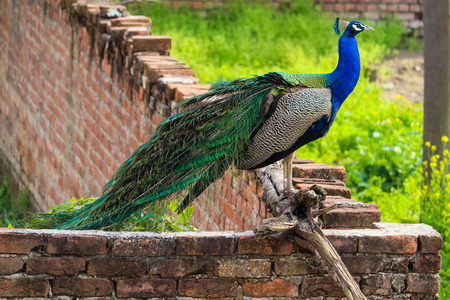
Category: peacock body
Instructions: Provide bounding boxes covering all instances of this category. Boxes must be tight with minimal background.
[30,19,373,230]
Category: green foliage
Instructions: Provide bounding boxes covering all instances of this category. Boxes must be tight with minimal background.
[129,0,407,83]
[128,200,197,232]
[0,177,32,227]
[422,138,450,298]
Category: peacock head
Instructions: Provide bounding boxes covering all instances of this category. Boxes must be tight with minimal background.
[334,18,374,37]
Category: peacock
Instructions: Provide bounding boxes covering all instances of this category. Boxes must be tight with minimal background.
[27,19,373,230]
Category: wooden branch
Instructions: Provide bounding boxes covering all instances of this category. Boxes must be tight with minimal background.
[255,167,367,300]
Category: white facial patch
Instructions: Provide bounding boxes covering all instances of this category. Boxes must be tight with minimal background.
[352,24,362,31]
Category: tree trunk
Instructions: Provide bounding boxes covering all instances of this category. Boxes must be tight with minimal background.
[423,0,450,158]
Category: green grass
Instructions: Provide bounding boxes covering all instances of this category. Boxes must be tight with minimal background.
[0,177,32,227]
[130,1,448,296]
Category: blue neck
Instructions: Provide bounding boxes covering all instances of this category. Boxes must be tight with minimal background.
[327,34,361,112]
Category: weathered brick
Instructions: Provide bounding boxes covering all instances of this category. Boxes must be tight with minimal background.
[342,255,384,274]
[324,232,358,253]
[359,235,417,254]
[116,279,176,298]
[87,257,146,277]
[177,235,234,255]
[301,276,359,297]
[215,259,271,277]
[131,35,171,52]
[419,231,443,253]
[110,16,151,27]
[410,295,440,300]
[27,257,85,276]
[112,237,176,256]
[179,278,237,298]
[292,163,347,183]
[52,277,112,297]
[322,206,381,228]
[412,254,441,274]
[0,278,49,297]
[47,235,107,255]
[0,257,24,275]
[243,279,298,297]
[360,274,393,296]
[149,259,209,277]
[384,257,410,273]
[274,258,318,275]
[0,232,44,254]
[405,274,440,293]
[295,181,352,198]
[238,234,295,255]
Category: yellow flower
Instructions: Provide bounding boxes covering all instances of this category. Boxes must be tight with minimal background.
[425,141,431,147]
[431,145,437,152]
[442,136,449,143]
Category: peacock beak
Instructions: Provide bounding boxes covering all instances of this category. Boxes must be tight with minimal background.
[364,25,374,31]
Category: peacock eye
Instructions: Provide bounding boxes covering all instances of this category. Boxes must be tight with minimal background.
[352,23,362,31]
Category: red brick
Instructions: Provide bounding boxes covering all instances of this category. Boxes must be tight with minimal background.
[342,255,384,273]
[116,279,176,298]
[324,232,358,253]
[52,277,112,297]
[131,35,171,52]
[87,257,146,277]
[0,232,44,254]
[292,164,347,183]
[27,257,85,276]
[274,258,318,275]
[176,235,234,255]
[405,274,440,293]
[412,254,442,274]
[360,274,393,295]
[179,279,237,298]
[110,16,151,27]
[215,259,271,277]
[0,278,49,297]
[0,257,24,275]
[383,256,409,273]
[47,235,107,255]
[149,259,209,277]
[419,231,443,253]
[295,181,352,198]
[238,234,295,255]
[359,235,417,254]
[243,279,298,297]
[322,206,381,228]
[301,276,359,297]
[410,4,421,12]
[399,3,409,11]
[112,237,175,256]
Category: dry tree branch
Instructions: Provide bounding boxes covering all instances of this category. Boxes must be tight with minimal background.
[255,166,367,300]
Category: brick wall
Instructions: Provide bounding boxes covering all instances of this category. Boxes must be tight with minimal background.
[317,0,423,29]
[0,0,269,230]
[0,224,442,298]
